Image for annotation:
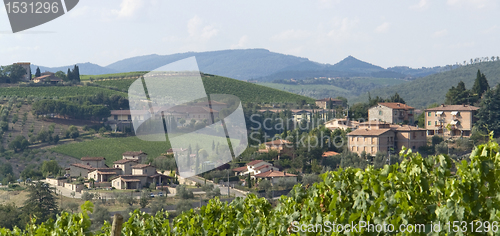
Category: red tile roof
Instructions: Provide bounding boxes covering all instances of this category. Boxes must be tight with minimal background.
[70,163,94,170]
[347,128,393,136]
[246,160,265,166]
[322,151,339,157]
[232,166,247,172]
[121,178,141,182]
[123,151,146,156]
[254,165,272,170]
[255,170,297,178]
[378,103,414,110]
[425,104,479,111]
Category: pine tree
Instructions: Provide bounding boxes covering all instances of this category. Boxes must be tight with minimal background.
[23,182,59,223]
[35,67,41,77]
[445,81,470,105]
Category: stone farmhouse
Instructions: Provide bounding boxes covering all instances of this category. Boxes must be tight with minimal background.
[232,160,296,185]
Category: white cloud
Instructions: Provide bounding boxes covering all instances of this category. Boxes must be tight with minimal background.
[375,22,390,33]
[433,29,448,38]
[112,0,144,18]
[270,29,311,41]
[187,16,219,41]
[411,0,429,9]
[231,35,248,49]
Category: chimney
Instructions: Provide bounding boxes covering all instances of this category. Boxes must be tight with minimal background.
[397,103,400,107]
[441,104,445,107]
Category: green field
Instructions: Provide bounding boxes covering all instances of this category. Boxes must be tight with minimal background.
[80,71,148,81]
[93,74,315,103]
[0,86,127,98]
[50,134,240,166]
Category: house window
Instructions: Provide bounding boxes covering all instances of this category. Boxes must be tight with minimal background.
[145,169,147,173]
[379,111,382,115]
[428,112,431,116]
[428,121,431,126]
[128,115,132,120]
[114,115,118,120]
[435,121,437,125]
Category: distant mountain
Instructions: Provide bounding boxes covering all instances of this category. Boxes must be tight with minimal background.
[351,61,500,108]
[105,49,310,81]
[257,55,406,81]
[31,62,118,75]
[28,49,447,80]
[330,55,384,73]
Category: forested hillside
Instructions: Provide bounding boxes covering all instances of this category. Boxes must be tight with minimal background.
[353,60,500,108]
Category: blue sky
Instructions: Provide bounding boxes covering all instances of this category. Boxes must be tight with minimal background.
[0,0,499,69]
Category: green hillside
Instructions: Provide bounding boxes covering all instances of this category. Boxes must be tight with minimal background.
[258,77,408,101]
[93,73,315,103]
[352,61,500,108]
[80,71,148,81]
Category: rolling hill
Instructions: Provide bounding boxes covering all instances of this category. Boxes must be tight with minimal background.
[351,60,500,108]
[93,73,315,104]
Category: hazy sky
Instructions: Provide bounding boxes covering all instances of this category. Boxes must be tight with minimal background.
[0,0,498,69]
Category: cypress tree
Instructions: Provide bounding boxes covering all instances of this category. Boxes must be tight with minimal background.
[472,69,490,97]
[35,67,41,77]
[67,68,72,81]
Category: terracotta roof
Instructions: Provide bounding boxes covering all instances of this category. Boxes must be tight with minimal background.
[81,157,105,161]
[264,139,291,146]
[246,160,265,166]
[70,163,94,170]
[378,103,414,110]
[425,104,479,111]
[113,159,139,164]
[255,170,297,178]
[131,164,153,169]
[254,165,272,170]
[92,168,121,172]
[322,151,339,157]
[347,128,393,136]
[232,166,247,172]
[123,151,146,156]
[389,125,426,131]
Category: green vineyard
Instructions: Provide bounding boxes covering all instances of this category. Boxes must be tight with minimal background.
[5,138,500,235]
[93,74,315,104]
